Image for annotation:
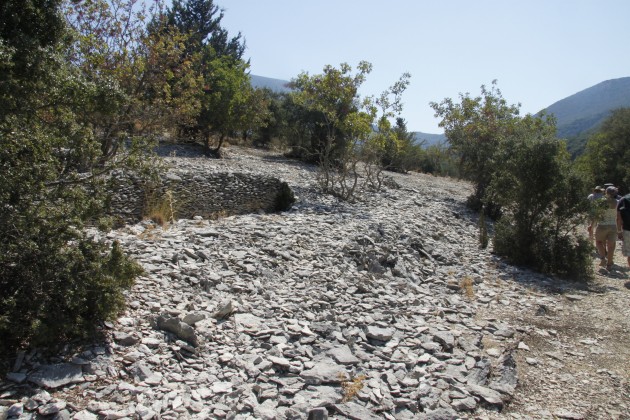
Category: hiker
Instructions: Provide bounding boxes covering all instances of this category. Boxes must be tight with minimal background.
[588,186,604,201]
[594,187,619,270]
[617,191,630,268]
[603,183,622,200]
[587,186,604,242]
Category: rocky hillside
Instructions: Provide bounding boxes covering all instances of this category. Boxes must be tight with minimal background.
[0,146,628,420]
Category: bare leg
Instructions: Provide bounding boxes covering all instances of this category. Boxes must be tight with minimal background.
[596,240,606,265]
[606,239,616,268]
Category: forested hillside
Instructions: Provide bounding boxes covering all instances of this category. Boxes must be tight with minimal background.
[540,77,630,156]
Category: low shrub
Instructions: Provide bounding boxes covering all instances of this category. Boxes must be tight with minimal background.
[0,239,142,351]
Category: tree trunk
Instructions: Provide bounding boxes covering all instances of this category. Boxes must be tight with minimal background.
[213,134,226,158]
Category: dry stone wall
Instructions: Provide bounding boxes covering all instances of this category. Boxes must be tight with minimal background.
[109,169,294,223]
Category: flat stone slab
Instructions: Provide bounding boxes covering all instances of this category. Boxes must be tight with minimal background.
[334,402,381,420]
[28,363,83,389]
[300,360,348,384]
[234,313,265,332]
[467,384,504,406]
[365,326,394,341]
[328,345,360,365]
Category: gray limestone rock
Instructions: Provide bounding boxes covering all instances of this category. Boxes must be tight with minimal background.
[212,299,237,319]
[467,384,504,407]
[327,345,360,365]
[432,331,455,351]
[307,407,329,420]
[128,362,163,385]
[365,325,395,342]
[11,148,588,420]
[156,314,199,347]
[333,402,381,420]
[466,357,491,386]
[420,407,460,420]
[300,360,348,385]
[6,372,27,384]
[113,331,139,346]
[71,411,98,420]
[490,351,518,395]
[182,311,207,326]
[28,363,83,389]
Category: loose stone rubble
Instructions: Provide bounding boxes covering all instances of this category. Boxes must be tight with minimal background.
[1,146,628,420]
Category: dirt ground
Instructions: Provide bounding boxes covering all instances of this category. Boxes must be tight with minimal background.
[479,242,630,419]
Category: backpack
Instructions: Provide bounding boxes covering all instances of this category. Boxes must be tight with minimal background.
[619,194,630,230]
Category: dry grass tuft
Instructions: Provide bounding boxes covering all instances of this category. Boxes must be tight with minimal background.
[340,373,367,402]
[207,209,229,220]
[460,276,475,299]
[144,190,176,227]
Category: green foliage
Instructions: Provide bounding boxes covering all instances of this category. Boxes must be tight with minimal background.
[66,0,203,154]
[0,237,142,350]
[431,81,556,215]
[274,182,296,212]
[380,118,424,173]
[413,143,460,177]
[155,0,259,155]
[288,61,374,164]
[253,90,289,149]
[433,81,591,279]
[0,0,155,350]
[286,62,412,199]
[576,108,630,193]
[197,56,267,156]
[164,0,245,60]
[487,134,592,280]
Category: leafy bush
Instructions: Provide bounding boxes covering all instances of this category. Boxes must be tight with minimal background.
[431,82,556,216]
[0,0,152,351]
[488,135,592,280]
[274,182,296,211]
[576,107,630,193]
[0,239,142,350]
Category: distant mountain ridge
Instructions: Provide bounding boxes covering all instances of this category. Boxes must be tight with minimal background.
[412,132,446,147]
[541,77,630,138]
[249,74,292,93]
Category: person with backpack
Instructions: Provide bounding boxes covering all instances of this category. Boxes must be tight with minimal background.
[617,191,630,268]
[594,187,620,271]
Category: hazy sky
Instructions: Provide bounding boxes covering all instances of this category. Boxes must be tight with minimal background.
[220,0,630,133]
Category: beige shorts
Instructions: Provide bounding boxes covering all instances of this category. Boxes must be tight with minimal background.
[595,225,616,242]
[622,231,630,257]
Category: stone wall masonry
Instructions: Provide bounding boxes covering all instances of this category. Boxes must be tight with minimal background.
[109,169,294,223]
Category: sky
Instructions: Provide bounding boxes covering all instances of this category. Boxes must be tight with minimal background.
[219,0,630,133]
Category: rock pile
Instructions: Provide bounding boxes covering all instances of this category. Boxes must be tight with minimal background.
[109,146,295,224]
[0,147,571,419]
